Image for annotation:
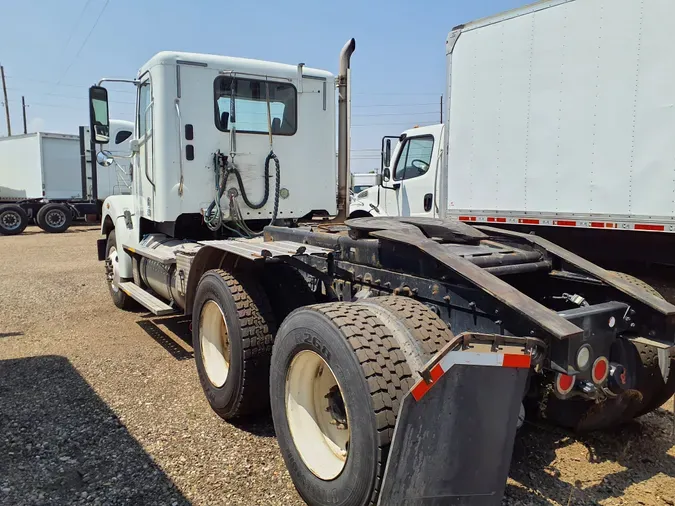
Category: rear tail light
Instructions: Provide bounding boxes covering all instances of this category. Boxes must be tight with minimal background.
[592,356,609,384]
[555,373,575,395]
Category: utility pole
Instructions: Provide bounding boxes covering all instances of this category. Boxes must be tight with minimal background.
[21,96,27,134]
[440,94,443,123]
[1,65,11,136]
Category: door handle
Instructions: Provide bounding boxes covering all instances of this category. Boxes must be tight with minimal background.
[424,193,433,212]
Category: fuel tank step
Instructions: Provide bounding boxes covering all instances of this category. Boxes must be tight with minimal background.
[118,281,175,316]
[123,244,176,265]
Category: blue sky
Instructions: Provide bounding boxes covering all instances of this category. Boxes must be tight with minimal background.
[1,0,525,172]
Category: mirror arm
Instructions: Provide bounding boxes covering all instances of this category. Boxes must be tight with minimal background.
[97,78,141,86]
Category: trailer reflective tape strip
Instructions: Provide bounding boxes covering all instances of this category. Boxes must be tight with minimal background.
[410,351,531,401]
[635,224,665,232]
[554,220,576,227]
[502,353,531,368]
[518,218,539,225]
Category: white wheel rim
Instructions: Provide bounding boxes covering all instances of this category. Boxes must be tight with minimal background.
[108,246,120,293]
[285,350,350,480]
[199,300,230,388]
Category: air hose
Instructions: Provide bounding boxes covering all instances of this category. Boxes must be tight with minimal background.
[204,81,281,235]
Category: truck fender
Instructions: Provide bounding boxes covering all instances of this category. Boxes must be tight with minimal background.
[183,246,234,316]
[99,195,137,280]
[349,197,389,218]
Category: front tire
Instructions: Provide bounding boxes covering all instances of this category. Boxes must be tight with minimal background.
[270,303,414,506]
[105,230,135,310]
[192,269,276,419]
[0,204,29,235]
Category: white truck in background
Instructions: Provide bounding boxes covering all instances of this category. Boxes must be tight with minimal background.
[351,0,675,267]
[0,119,133,235]
[350,172,380,195]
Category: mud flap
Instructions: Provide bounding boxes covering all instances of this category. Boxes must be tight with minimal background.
[377,337,533,506]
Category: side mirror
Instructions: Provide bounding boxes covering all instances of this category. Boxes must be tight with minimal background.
[96,150,114,167]
[89,86,110,144]
[384,139,392,168]
[129,139,140,154]
[383,167,391,182]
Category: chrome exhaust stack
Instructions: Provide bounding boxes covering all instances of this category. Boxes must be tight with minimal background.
[335,38,356,223]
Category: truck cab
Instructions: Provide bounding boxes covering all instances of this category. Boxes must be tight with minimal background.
[349,124,443,219]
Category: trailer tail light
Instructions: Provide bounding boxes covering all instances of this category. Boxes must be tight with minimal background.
[555,373,575,395]
[592,357,609,384]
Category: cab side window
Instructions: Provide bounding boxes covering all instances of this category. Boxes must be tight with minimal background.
[393,136,434,181]
[115,130,132,144]
[138,81,152,136]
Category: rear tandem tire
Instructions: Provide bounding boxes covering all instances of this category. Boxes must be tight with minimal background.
[36,203,72,233]
[609,272,675,416]
[0,204,29,235]
[192,269,276,419]
[270,303,416,506]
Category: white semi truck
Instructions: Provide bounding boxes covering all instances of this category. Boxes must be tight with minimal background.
[90,1,675,505]
[350,0,675,267]
[0,120,133,235]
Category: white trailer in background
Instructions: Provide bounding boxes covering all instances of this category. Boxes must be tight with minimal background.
[0,120,133,235]
[351,0,675,266]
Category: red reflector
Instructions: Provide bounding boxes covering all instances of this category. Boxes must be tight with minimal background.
[590,222,605,228]
[487,217,496,222]
[635,224,664,232]
[411,363,444,401]
[556,373,575,394]
[519,218,539,225]
[502,354,531,369]
[592,357,609,384]
[496,217,506,223]
[458,216,470,222]
[556,220,576,227]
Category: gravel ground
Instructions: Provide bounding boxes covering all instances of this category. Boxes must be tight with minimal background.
[0,226,674,506]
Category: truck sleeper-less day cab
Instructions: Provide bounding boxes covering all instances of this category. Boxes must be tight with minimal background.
[90,2,675,505]
[351,0,675,268]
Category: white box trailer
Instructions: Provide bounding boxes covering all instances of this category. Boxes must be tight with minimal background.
[0,133,83,200]
[442,0,675,262]
[0,120,133,235]
[352,0,675,266]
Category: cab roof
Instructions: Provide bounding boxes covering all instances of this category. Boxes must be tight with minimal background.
[139,51,334,81]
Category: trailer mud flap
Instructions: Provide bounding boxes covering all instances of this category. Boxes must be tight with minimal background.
[378,342,531,506]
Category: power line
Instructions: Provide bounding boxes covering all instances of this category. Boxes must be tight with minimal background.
[59,0,97,59]
[353,92,441,96]
[352,102,438,108]
[58,0,111,83]
[6,76,135,94]
[353,111,438,117]
[352,121,437,128]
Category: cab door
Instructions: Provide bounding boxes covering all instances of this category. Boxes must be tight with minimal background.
[135,77,155,219]
[391,134,436,217]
